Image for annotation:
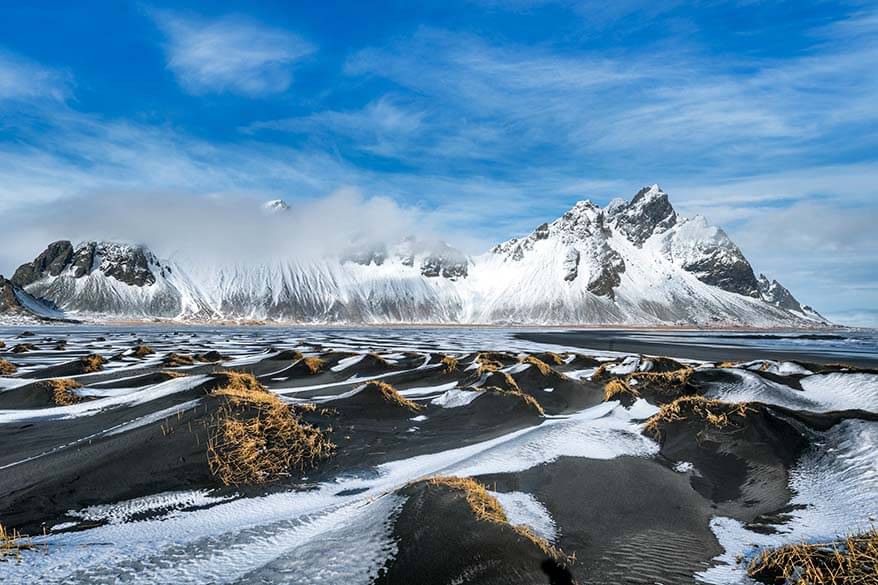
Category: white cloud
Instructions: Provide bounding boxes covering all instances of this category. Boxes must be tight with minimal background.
[152,11,314,96]
[0,50,71,102]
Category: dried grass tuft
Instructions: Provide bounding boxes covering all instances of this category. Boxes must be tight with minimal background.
[427,476,571,564]
[0,359,17,376]
[49,378,83,406]
[482,385,545,416]
[363,380,423,412]
[207,371,334,486]
[476,352,504,374]
[441,355,459,373]
[747,528,878,585]
[0,341,5,349]
[716,360,739,369]
[521,355,553,376]
[541,352,566,366]
[80,354,106,373]
[164,352,195,367]
[643,396,753,439]
[302,356,325,375]
[629,367,694,387]
[592,363,609,380]
[11,343,35,354]
[131,344,155,358]
[604,378,640,401]
[0,523,34,562]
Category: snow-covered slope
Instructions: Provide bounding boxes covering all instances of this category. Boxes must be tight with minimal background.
[1,186,827,326]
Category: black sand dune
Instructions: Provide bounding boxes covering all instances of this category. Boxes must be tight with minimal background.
[0,327,876,584]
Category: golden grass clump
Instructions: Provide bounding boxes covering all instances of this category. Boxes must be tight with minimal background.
[0,523,35,562]
[11,343,35,354]
[643,396,753,439]
[483,385,545,416]
[427,476,570,564]
[302,356,325,375]
[364,380,423,412]
[131,344,155,358]
[207,371,334,486]
[628,366,694,387]
[164,352,195,367]
[441,355,459,373]
[604,378,640,401]
[591,363,609,380]
[521,355,553,376]
[541,351,566,366]
[716,360,739,369]
[747,528,878,585]
[209,371,275,406]
[0,359,17,376]
[80,354,106,373]
[49,378,83,406]
[0,340,5,349]
[476,352,504,374]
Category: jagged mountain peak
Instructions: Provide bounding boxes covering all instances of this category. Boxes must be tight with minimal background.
[3,186,826,326]
[609,184,677,246]
[262,199,290,213]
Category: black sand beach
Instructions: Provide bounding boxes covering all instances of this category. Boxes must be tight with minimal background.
[0,326,876,584]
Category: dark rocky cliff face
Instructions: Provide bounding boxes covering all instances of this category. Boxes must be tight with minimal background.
[683,254,760,297]
[610,186,678,247]
[12,241,157,288]
[11,241,74,287]
[758,274,806,312]
[0,276,24,314]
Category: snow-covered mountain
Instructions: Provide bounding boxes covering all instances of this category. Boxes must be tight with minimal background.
[1,186,827,326]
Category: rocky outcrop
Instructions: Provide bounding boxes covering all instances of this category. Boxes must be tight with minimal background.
[13,241,159,288]
[0,276,24,314]
[11,240,74,287]
[609,185,678,247]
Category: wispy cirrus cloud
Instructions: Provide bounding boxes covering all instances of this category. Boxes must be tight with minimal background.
[151,11,314,96]
[0,50,71,102]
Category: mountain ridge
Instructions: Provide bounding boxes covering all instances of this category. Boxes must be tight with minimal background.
[0,185,827,326]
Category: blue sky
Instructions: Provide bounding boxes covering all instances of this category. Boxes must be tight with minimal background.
[0,1,876,325]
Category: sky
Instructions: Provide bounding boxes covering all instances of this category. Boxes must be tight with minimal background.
[0,1,876,325]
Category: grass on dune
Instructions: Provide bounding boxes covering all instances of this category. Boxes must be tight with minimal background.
[427,476,572,565]
[601,366,695,403]
[747,528,878,584]
[643,395,753,439]
[302,356,325,375]
[131,344,155,358]
[540,351,566,366]
[80,354,107,373]
[0,523,35,562]
[520,355,554,376]
[591,363,610,380]
[603,378,640,401]
[441,355,459,373]
[11,343,35,354]
[207,371,334,486]
[164,352,196,367]
[628,367,694,387]
[362,380,423,412]
[476,352,505,374]
[0,359,17,376]
[49,378,83,406]
[482,385,545,416]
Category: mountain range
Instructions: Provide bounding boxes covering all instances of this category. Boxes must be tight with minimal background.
[0,185,826,326]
